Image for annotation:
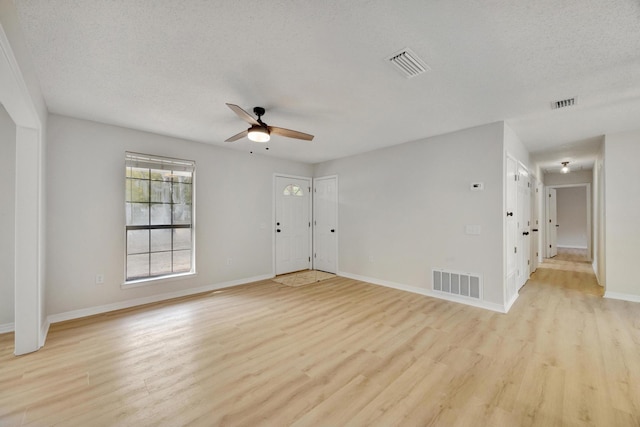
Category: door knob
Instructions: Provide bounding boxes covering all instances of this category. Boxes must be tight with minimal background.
[330,229,335,233]
[506,212,513,217]
[532,229,539,232]
[276,229,281,233]
[522,231,529,236]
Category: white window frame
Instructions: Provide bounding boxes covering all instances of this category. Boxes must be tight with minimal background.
[124,152,196,286]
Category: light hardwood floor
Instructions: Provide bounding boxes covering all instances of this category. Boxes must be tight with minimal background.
[2,260,640,426]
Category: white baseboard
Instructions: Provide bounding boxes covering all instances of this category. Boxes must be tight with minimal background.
[556,245,588,249]
[47,274,274,325]
[40,320,50,347]
[0,322,15,334]
[505,292,519,312]
[337,271,508,313]
[604,291,640,303]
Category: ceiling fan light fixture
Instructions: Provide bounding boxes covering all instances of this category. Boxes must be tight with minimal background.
[561,161,570,174]
[248,126,270,143]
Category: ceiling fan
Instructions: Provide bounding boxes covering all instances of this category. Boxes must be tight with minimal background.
[224,103,314,143]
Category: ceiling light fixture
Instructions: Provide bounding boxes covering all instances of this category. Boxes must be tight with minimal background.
[561,161,570,174]
[247,126,270,143]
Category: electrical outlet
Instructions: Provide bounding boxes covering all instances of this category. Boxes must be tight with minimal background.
[95,274,104,284]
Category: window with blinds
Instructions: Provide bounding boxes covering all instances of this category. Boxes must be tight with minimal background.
[125,152,195,282]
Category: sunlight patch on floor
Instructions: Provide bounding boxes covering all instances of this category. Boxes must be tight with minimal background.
[272,270,336,287]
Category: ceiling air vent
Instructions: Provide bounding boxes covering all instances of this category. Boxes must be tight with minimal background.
[386,48,430,78]
[552,97,576,109]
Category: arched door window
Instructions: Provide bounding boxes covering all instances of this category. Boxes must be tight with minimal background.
[283,184,304,196]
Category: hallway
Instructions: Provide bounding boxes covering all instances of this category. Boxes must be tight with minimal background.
[538,248,599,278]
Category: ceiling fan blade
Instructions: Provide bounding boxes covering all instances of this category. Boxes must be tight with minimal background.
[226,103,259,125]
[269,126,314,141]
[225,129,249,142]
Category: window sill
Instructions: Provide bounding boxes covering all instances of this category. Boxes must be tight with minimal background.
[122,271,197,289]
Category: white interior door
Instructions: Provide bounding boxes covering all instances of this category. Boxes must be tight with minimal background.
[531,179,542,272]
[313,176,338,274]
[516,165,530,290]
[275,176,311,275]
[547,188,558,257]
[505,155,518,302]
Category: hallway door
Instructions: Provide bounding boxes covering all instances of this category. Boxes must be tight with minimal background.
[547,188,558,257]
[516,164,531,290]
[313,176,338,273]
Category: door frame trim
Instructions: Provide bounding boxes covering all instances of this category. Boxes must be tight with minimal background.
[313,175,339,273]
[272,173,313,276]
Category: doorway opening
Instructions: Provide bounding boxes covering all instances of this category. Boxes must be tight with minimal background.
[544,183,592,266]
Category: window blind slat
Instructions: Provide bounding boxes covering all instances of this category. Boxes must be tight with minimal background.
[126,152,195,172]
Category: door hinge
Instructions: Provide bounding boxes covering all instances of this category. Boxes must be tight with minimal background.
[314,220,316,226]
[527,259,530,265]
[309,222,311,227]
[309,187,311,192]
[528,182,530,188]
[514,247,517,254]
[314,253,316,258]
[549,245,552,248]
[309,256,311,262]
[536,252,538,257]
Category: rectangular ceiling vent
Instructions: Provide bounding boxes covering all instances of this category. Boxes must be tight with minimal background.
[552,97,576,109]
[386,48,430,78]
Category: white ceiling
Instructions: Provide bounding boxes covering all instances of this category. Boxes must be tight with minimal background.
[13,0,640,164]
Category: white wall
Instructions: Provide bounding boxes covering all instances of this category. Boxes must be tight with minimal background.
[46,115,312,316]
[604,129,640,299]
[504,123,530,167]
[555,187,587,249]
[0,105,15,327]
[544,170,593,186]
[592,144,605,286]
[314,122,506,308]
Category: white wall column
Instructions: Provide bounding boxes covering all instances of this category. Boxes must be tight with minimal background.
[1,0,49,355]
[14,126,43,354]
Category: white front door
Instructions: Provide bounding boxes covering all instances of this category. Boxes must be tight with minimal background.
[313,176,338,273]
[275,176,311,275]
[547,188,558,257]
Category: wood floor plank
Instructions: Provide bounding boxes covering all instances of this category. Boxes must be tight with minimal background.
[2,249,640,425]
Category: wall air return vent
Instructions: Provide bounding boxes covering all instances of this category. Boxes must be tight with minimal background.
[386,48,430,78]
[552,97,576,109]
[432,269,482,300]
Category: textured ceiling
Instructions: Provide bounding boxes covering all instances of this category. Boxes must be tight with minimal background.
[13,0,640,164]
